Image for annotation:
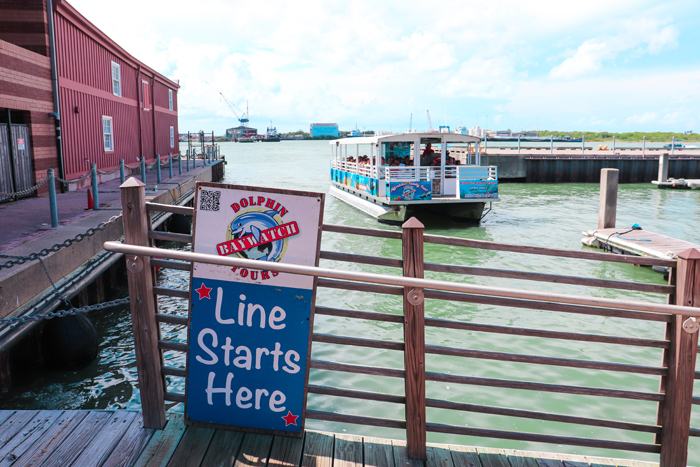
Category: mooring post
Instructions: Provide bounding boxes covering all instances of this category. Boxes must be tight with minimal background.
[659,248,699,466]
[156,154,162,184]
[402,217,427,461]
[48,168,58,228]
[612,136,616,153]
[582,135,585,155]
[140,157,146,184]
[119,177,167,429]
[643,136,646,156]
[91,163,99,210]
[550,135,553,154]
[598,168,618,229]
[119,159,125,184]
[168,152,173,179]
[186,150,190,171]
[658,153,669,183]
[517,135,521,154]
[178,152,182,175]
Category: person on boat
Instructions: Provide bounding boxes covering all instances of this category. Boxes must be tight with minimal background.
[421,143,438,166]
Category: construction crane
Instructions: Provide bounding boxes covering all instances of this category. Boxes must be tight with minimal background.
[427,110,433,133]
[206,82,250,135]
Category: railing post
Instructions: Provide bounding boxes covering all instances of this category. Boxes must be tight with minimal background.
[178,151,182,175]
[91,163,99,210]
[169,152,173,178]
[598,168,618,229]
[119,159,125,184]
[156,154,162,184]
[660,248,699,467]
[119,177,167,429]
[402,217,426,461]
[141,157,146,184]
[48,168,58,228]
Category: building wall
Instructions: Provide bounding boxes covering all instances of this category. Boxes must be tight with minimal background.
[310,124,339,138]
[0,38,57,191]
[53,0,179,178]
[0,0,50,57]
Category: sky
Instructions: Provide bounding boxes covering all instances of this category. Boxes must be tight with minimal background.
[70,0,700,134]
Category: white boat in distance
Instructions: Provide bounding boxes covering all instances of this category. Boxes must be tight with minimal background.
[329,132,498,223]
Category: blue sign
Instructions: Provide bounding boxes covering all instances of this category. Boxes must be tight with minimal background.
[187,183,324,435]
[187,278,311,432]
[331,169,379,196]
[459,180,498,199]
[387,180,432,201]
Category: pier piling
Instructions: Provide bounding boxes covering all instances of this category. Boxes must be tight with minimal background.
[119,159,125,184]
[598,168,618,229]
[169,152,173,178]
[140,157,146,184]
[658,153,669,183]
[156,154,162,184]
[178,152,182,175]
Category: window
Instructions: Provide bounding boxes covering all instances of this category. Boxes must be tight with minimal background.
[170,126,175,147]
[103,116,114,151]
[168,89,173,111]
[111,61,121,96]
[142,80,150,110]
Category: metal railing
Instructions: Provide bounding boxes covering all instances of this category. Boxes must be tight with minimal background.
[109,187,699,467]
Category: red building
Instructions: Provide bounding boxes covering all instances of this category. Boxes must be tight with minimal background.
[0,0,179,196]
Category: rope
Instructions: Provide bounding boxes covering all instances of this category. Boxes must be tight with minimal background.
[0,176,50,198]
[96,166,122,175]
[56,170,92,184]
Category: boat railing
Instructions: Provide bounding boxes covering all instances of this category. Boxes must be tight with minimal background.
[457,165,498,180]
[385,166,431,182]
[110,188,699,466]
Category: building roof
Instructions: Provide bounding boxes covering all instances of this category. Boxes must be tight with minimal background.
[311,123,339,127]
[331,132,481,146]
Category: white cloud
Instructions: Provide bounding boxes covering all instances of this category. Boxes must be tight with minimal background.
[627,112,659,124]
[493,115,503,124]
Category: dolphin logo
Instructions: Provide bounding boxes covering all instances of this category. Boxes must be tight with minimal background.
[227,210,287,262]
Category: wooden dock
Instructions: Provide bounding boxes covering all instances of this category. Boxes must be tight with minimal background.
[582,227,700,261]
[0,410,661,467]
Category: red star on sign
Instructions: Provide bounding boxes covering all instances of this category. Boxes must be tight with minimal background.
[281,411,298,426]
[195,283,212,300]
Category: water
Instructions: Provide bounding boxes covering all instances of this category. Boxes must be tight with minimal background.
[3,141,699,464]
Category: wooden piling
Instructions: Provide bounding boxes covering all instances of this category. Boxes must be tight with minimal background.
[658,153,669,183]
[120,177,167,430]
[598,169,618,229]
[659,248,699,467]
[401,217,426,461]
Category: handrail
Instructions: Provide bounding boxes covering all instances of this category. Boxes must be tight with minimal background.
[103,241,700,318]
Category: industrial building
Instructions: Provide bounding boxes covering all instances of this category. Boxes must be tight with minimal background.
[310,123,339,138]
[226,126,257,139]
[0,0,179,197]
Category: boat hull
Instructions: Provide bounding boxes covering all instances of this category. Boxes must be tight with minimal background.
[329,185,488,223]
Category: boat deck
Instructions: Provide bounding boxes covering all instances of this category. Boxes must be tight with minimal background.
[0,410,660,467]
[582,227,700,260]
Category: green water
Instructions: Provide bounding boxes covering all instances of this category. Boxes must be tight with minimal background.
[3,141,699,464]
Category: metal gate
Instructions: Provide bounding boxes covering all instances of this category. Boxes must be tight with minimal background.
[0,123,34,201]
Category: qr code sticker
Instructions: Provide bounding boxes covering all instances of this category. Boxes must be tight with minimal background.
[200,190,221,212]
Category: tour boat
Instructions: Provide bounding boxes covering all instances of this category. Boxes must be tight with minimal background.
[329,133,498,223]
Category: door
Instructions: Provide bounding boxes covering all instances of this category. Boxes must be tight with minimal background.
[0,123,34,201]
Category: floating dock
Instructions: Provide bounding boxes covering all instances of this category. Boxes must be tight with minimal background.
[651,178,700,189]
[582,227,700,261]
[0,410,660,467]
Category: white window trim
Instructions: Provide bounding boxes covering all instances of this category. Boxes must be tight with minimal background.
[111,61,121,97]
[170,126,175,148]
[102,116,114,152]
[142,80,150,111]
[168,89,173,111]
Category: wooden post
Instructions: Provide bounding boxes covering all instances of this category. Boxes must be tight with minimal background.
[402,217,426,461]
[660,249,699,466]
[598,168,618,229]
[120,177,167,429]
[658,153,669,183]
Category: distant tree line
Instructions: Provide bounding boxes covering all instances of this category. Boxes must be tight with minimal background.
[531,131,699,142]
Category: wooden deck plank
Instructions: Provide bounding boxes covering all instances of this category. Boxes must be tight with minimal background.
[232,433,274,467]
[0,411,61,467]
[448,445,482,467]
[72,410,138,467]
[11,411,88,467]
[166,426,215,467]
[476,447,510,467]
[391,440,424,467]
[587,228,700,260]
[0,412,16,428]
[425,444,454,467]
[133,413,186,467]
[504,449,539,467]
[301,431,334,467]
[583,458,614,467]
[38,410,114,467]
[334,433,363,467]
[268,433,305,467]
[0,411,39,451]
[102,413,155,467]
[200,430,244,467]
[364,436,395,467]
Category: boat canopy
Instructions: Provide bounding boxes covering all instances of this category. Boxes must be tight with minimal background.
[329,132,481,146]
